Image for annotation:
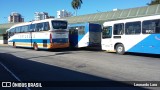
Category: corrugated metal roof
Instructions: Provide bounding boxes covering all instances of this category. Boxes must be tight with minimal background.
[0,23,20,34]
[0,28,7,35]
[65,4,160,24]
[0,4,160,34]
[0,23,17,29]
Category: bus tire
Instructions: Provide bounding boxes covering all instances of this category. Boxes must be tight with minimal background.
[116,44,125,55]
[33,43,38,51]
[13,42,16,48]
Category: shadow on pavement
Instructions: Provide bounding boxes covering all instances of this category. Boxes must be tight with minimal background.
[48,47,102,53]
[125,52,160,58]
[0,53,150,90]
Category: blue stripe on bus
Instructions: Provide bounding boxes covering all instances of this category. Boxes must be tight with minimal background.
[9,38,68,43]
[127,34,160,54]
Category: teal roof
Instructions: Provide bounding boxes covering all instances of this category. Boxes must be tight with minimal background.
[0,23,19,34]
[0,4,160,34]
[64,4,160,24]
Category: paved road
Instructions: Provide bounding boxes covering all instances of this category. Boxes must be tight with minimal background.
[0,46,160,90]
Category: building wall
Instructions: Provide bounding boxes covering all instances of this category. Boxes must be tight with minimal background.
[34,12,49,21]
[0,40,7,44]
[57,10,72,18]
[8,12,24,23]
[0,35,7,44]
[0,35,3,40]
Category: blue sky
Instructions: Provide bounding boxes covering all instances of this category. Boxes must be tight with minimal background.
[0,0,151,24]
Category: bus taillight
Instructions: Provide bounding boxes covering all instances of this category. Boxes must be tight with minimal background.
[50,34,52,43]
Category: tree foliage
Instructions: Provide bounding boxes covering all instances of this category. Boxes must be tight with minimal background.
[71,0,83,10]
[71,0,83,16]
[148,0,160,5]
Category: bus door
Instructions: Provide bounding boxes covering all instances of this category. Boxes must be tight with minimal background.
[101,26,113,51]
[89,24,101,47]
[69,27,78,47]
[77,25,88,47]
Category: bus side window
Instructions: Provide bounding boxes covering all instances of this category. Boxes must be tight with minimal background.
[16,27,19,33]
[125,21,141,35]
[102,26,112,38]
[35,23,39,32]
[44,22,50,31]
[142,19,160,34]
[114,23,124,35]
[8,29,11,38]
[11,28,15,36]
[21,26,25,33]
[78,26,85,35]
[17,27,21,33]
[69,27,76,35]
[36,23,43,31]
[19,26,22,33]
[15,27,18,33]
[24,25,29,32]
[155,20,160,33]
[30,24,36,32]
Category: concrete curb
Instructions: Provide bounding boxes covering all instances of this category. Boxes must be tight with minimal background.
[0,44,8,46]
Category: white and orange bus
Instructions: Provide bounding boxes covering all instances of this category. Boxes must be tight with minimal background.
[7,19,69,50]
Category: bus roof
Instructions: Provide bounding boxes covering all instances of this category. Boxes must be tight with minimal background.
[31,18,67,23]
[103,14,160,26]
[64,4,160,24]
[7,18,68,30]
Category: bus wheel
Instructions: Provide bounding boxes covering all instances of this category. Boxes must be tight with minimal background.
[13,42,16,48]
[116,44,125,55]
[33,43,38,51]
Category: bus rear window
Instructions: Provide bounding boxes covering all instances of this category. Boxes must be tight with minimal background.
[52,21,67,29]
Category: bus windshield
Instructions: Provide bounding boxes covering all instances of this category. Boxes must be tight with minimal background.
[52,21,67,29]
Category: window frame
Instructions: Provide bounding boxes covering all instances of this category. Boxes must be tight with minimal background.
[77,26,85,35]
[43,22,50,31]
[125,21,141,35]
[102,26,112,39]
[113,23,124,35]
[142,19,160,34]
[69,27,78,35]
[52,20,68,29]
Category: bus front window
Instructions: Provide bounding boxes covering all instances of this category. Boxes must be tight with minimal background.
[102,26,112,38]
[52,21,67,29]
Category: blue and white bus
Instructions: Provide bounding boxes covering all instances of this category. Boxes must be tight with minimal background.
[69,23,101,48]
[102,15,160,54]
[7,19,69,50]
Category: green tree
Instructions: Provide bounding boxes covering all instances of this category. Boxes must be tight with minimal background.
[71,0,83,16]
[148,0,160,5]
